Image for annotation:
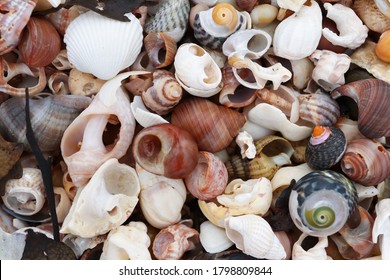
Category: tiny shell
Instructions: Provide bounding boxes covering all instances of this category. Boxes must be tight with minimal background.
[199,221,233,254]
[292,233,332,260]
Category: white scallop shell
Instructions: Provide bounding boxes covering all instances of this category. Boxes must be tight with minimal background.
[292,233,332,260]
[64,11,143,80]
[60,158,141,238]
[224,214,286,259]
[199,221,234,253]
[372,198,390,260]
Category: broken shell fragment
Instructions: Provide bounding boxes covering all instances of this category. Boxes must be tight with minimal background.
[372,199,390,260]
[199,221,233,254]
[292,233,332,260]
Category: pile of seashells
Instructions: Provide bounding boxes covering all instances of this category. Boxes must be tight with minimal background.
[0,0,389,260]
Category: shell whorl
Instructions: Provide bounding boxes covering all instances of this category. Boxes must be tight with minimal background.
[212,3,239,31]
[298,93,340,126]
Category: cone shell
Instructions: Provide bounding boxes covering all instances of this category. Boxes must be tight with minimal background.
[340,138,390,186]
[331,78,390,139]
[171,97,246,153]
[64,11,143,80]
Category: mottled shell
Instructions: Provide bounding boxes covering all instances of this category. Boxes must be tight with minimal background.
[375,30,390,63]
[0,95,91,152]
[289,170,358,237]
[305,126,347,170]
[298,93,340,126]
[331,78,390,139]
[353,0,390,33]
[152,223,199,260]
[340,139,390,186]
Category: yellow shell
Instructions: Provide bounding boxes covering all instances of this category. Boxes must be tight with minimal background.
[375,30,390,63]
[212,3,238,31]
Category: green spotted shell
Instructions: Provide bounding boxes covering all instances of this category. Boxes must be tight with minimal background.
[289,170,358,237]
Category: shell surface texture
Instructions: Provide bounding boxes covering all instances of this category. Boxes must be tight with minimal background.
[289,170,358,237]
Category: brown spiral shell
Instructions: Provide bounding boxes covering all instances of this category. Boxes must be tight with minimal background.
[331,78,390,139]
[298,93,340,126]
[340,138,390,186]
[144,32,177,69]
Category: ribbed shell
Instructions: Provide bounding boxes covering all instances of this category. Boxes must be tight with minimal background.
[298,93,340,126]
[340,138,390,186]
[0,95,91,152]
[331,78,390,138]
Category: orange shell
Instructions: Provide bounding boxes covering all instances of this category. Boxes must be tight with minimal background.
[375,30,390,63]
[212,3,238,31]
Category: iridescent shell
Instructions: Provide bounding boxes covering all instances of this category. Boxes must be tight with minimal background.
[289,170,358,237]
[305,126,347,170]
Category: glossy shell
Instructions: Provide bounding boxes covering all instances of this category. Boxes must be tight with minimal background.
[289,170,358,237]
[305,126,347,170]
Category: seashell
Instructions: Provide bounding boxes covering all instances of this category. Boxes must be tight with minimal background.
[305,126,347,170]
[64,11,143,80]
[192,0,218,6]
[100,222,151,260]
[68,68,106,97]
[331,78,390,139]
[298,93,341,126]
[292,233,332,260]
[0,94,91,152]
[141,70,183,115]
[1,168,45,216]
[309,50,351,91]
[0,134,23,181]
[136,164,186,229]
[184,151,228,200]
[174,43,222,97]
[48,72,69,95]
[273,0,322,60]
[228,57,292,90]
[60,158,141,238]
[318,18,348,53]
[353,0,390,33]
[61,72,145,187]
[256,85,300,123]
[45,6,83,36]
[152,223,199,260]
[189,3,209,29]
[271,163,313,193]
[225,135,294,181]
[130,96,169,128]
[0,226,27,259]
[375,29,390,63]
[62,171,76,201]
[290,58,315,90]
[247,103,313,141]
[145,0,190,42]
[224,214,286,259]
[277,0,306,12]
[235,0,258,11]
[0,55,47,97]
[331,206,374,259]
[132,123,199,179]
[171,97,246,153]
[372,199,390,260]
[250,4,279,28]
[144,32,177,69]
[35,0,65,10]
[289,170,358,237]
[355,184,379,202]
[193,3,245,49]
[375,0,390,18]
[53,186,71,224]
[222,29,272,60]
[340,138,390,186]
[51,49,72,71]
[18,17,61,67]
[219,63,257,108]
[199,221,233,254]
[62,234,106,259]
[0,0,37,55]
[350,41,390,85]
[124,69,154,93]
[235,131,256,159]
[322,3,368,50]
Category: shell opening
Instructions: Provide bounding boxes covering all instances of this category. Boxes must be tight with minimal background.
[137,134,162,164]
[189,45,206,57]
[212,3,238,31]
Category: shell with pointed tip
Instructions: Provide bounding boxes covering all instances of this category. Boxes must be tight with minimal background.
[273,0,322,60]
[61,72,145,187]
[298,93,340,126]
[136,165,187,229]
[152,223,199,260]
[289,170,358,237]
[199,221,234,254]
[145,0,190,42]
[340,138,390,186]
[305,126,347,170]
[171,97,246,153]
[292,233,332,260]
[100,222,152,260]
[184,151,228,200]
[372,199,390,260]
[0,94,91,152]
[60,158,140,238]
[225,214,286,259]
[1,168,45,216]
[331,78,390,139]
[353,0,390,33]
[174,43,222,97]
[64,11,143,80]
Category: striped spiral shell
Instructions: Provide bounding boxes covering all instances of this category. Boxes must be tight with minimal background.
[298,93,340,126]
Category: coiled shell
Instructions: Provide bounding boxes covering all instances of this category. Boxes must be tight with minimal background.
[289,170,358,237]
[340,138,390,186]
[144,32,177,69]
[298,93,340,126]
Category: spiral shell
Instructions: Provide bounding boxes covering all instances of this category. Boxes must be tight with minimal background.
[340,138,390,186]
[289,170,358,237]
[305,126,347,170]
[144,32,177,69]
[298,93,340,126]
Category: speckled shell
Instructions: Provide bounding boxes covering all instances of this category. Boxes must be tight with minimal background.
[340,138,390,186]
[331,78,390,139]
[298,93,340,126]
[305,126,347,170]
[289,170,358,237]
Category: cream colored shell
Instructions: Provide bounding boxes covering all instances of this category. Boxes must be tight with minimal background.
[372,198,390,260]
[292,233,332,260]
[199,221,234,253]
